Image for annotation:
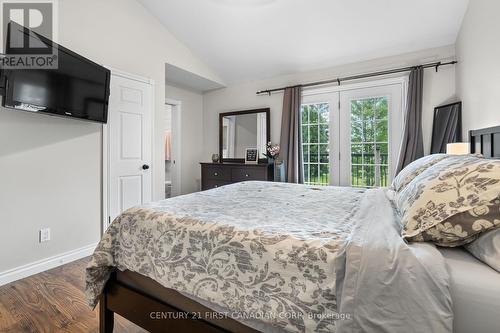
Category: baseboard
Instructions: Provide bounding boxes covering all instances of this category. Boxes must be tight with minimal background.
[0,243,98,286]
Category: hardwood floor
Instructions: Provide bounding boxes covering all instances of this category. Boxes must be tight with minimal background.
[0,258,147,333]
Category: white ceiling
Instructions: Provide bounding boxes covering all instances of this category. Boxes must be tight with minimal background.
[139,0,469,84]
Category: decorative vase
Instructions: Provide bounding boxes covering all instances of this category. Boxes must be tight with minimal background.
[211,154,220,163]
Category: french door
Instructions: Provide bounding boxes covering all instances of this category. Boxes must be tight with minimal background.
[301,80,404,187]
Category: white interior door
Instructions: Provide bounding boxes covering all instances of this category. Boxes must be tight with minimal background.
[108,73,153,224]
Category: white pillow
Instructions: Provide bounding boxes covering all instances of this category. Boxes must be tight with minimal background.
[465,229,500,272]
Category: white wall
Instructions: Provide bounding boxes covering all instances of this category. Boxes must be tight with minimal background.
[0,0,221,274]
[165,84,204,194]
[203,46,456,161]
[456,0,500,135]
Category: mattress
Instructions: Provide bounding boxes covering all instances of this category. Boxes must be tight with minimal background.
[87,182,454,333]
[117,249,500,333]
[88,182,368,332]
[438,247,500,333]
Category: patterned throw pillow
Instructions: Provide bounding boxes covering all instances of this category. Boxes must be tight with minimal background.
[398,155,500,247]
[391,154,450,192]
[407,196,500,247]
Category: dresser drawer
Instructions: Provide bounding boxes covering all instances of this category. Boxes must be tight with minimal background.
[231,167,267,182]
[202,166,231,181]
[203,179,231,190]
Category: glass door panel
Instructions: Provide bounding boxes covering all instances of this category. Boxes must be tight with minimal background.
[339,84,403,187]
[301,92,340,185]
[349,97,389,187]
[301,103,329,185]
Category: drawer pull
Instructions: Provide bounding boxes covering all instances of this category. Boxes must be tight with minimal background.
[245,174,249,177]
[214,172,218,176]
[214,184,218,188]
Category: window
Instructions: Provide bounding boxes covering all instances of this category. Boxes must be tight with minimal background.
[301,103,330,185]
[300,80,404,187]
[350,97,389,187]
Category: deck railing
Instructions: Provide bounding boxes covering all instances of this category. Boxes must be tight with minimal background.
[304,152,389,187]
[351,153,389,187]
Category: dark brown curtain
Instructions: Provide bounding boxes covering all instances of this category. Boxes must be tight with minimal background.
[280,86,303,183]
[396,67,424,174]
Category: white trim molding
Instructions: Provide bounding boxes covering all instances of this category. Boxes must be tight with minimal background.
[0,243,98,286]
[104,66,155,85]
[165,98,183,197]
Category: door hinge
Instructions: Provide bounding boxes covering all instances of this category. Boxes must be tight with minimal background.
[108,216,111,227]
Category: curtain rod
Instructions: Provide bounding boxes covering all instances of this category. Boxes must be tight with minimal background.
[256,60,457,95]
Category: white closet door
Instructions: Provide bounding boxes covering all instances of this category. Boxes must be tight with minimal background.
[108,73,153,225]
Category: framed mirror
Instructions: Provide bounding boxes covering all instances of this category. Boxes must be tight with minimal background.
[219,108,270,163]
[430,102,462,154]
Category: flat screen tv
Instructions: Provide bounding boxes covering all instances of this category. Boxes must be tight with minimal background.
[1,22,110,123]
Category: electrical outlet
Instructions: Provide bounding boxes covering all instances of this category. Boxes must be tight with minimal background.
[39,228,51,243]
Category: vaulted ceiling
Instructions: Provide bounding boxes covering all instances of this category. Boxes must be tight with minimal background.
[139,0,469,84]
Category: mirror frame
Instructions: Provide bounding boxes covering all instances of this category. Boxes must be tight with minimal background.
[219,108,271,163]
[430,101,462,154]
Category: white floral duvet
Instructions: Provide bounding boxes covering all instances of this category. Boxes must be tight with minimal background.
[86,181,453,333]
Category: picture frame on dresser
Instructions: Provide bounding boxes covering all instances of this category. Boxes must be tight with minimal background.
[245,148,259,164]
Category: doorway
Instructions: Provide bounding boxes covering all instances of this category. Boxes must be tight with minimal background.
[104,70,154,231]
[301,78,406,187]
[164,99,182,198]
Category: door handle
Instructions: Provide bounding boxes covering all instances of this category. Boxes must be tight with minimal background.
[142,164,150,170]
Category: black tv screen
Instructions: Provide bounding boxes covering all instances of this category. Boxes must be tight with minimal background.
[1,22,110,123]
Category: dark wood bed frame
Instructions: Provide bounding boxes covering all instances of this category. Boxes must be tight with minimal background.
[99,271,261,333]
[99,126,500,333]
[469,125,500,158]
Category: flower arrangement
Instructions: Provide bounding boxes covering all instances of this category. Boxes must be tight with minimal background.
[263,142,280,160]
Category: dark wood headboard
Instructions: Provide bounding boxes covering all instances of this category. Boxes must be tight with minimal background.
[469,126,500,158]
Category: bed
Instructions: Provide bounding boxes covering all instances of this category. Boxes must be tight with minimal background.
[439,247,500,333]
[87,126,500,333]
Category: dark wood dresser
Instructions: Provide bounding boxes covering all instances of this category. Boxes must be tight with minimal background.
[200,162,274,190]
